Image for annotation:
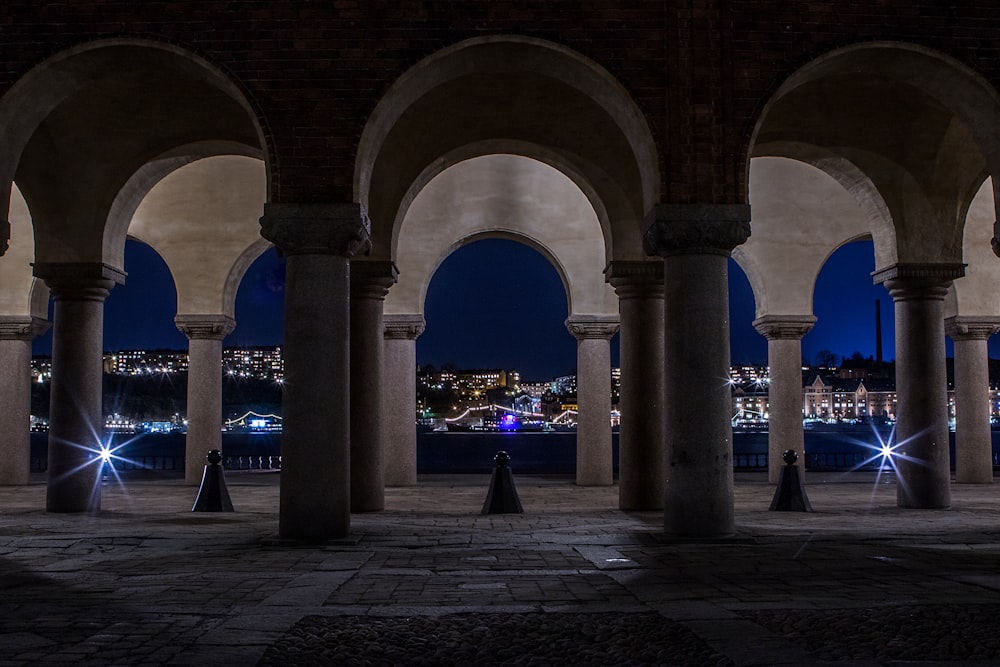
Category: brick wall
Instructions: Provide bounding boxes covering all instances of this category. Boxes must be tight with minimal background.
[1,1,998,206]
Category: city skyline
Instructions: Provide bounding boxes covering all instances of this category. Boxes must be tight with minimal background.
[30,237,977,377]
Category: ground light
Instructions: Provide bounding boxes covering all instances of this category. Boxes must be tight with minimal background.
[835,422,929,503]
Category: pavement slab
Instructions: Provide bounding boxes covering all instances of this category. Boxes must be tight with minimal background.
[0,471,999,665]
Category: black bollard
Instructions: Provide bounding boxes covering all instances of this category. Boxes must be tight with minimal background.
[192,449,235,512]
[769,449,812,512]
[481,450,524,514]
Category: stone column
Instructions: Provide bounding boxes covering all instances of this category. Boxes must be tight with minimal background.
[753,315,815,484]
[261,203,370,541]
[383,314,425,486]
[875,263,964,509]
[944,316,999,484]
[175,314,235,485]
[566,316,620,486]
[34,263,123,513]
[607,261,665,509]
[349,260,397,512]
[0,316,50,485]
[644,204,750,538]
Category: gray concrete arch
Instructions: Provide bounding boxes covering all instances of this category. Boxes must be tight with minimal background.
[127,155,268,318]
[734,157,877,320]
[385,154,617,320]
[0,38,268,267]
[0,183,49,485]
[355,35,659,264]
[750,41,1000,267]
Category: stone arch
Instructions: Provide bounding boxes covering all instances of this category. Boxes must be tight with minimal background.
[749,41,1000,265]
[947,178,1000,319]
[0,183,41,317]
[127,156,268,318]
[733,157,875,319]
[0,38,269,268]
[355,35,659,263]
[384,155,617,320]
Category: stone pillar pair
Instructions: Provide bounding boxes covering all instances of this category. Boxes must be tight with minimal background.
[565,316,619,486]
[175,315,235,485]
[0,316,50,485]
[753,315,815,483]
[260,203,371,540]
[32,263,124,513]
[644,204,750,538]
[944,316,999,484]
[874,263,965,508]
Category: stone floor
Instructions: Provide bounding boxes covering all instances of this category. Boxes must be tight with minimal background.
[2,470,1000,665]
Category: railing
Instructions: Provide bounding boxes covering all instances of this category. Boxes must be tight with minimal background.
[734,451,887,471]
[222,455,282,470]
[26,452,998,474]
[28,455,282,473]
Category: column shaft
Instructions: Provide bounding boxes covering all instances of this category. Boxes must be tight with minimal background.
[953,337,992,483]
[663,253,734,534]
[753,316,814,484]
[608,262,665,510]
[567,317,619,486]
[383,315,424,486]
[645,203,750,538]
[767,338,805,482]
[176,315,234,485]
[577,337,613,485]
[350,262,396,512]
[878,264,962,509]
[946,317,999,484]
[281,253,351,537]
[37,266,120,514]
[0,316,47,485]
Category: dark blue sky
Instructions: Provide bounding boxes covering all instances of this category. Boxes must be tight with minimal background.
[32,237,974,374]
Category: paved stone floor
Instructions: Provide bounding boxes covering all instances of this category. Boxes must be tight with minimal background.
[2,470,1000,665]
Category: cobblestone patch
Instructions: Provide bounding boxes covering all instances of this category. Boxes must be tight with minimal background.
[258,612,736,666]
[740,604,1000,662]
[328,571,635,606]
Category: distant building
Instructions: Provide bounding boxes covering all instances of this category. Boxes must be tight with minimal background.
[222,346,283,380]
[103,349,188,375]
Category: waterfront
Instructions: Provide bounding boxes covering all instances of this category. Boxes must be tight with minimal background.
[26,426,1000,475]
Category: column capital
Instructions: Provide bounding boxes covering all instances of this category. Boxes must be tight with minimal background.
[33,262,124,300]
[873,262,965,301]
[642,204,750,257]
[944,315,1000,341]
[752,314,816,340]
[174,314,236,340]
[566,315,620,340]
[605,260,664,299]
[384,314,425,340]
[260,202,372,257]
[0,315,50,340]
[351,259,398,300]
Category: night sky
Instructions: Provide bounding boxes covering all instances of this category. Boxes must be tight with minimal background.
[31,237,974,375]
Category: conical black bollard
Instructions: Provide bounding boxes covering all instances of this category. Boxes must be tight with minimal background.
[769,449,812,512]
[192,449,235,512]
[481,450,524,514]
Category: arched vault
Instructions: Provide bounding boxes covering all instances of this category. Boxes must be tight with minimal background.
[385,155,617,319]
[127,156,268,319]
[0,39,268,269]
[356,35,659,265]
[750,42,1000,266]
